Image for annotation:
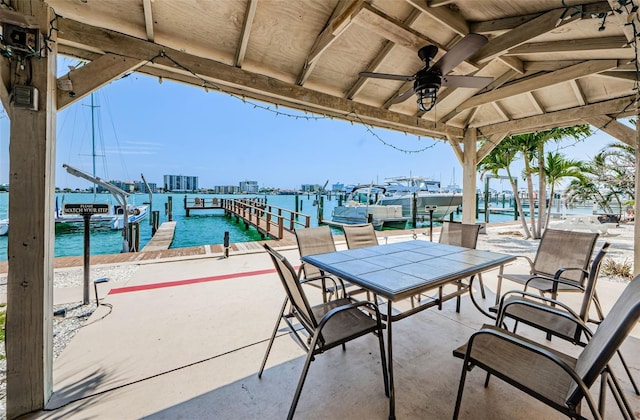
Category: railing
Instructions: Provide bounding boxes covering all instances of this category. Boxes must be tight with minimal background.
[221,198,310,239]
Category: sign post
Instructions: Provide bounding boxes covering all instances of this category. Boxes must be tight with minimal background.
[425,205,437,242]
[63,204,109,304]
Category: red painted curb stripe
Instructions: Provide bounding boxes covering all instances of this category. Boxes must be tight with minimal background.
[108,268,277,295]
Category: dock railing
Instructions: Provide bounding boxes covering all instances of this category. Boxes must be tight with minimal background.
[221,198,310,239]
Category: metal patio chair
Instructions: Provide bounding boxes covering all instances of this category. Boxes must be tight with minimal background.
[452,275,640,420]
[495,228,599,305]
[342,223,379,249]
[259,244,389,420]
[438,221,484,311]
[494,242,639,416]
[295,225,365,299]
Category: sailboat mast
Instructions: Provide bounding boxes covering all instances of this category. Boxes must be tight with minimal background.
[91,93,97,197]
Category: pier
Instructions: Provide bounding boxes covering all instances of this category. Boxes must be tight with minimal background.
[184,196,310,240]
[141,221,177,252]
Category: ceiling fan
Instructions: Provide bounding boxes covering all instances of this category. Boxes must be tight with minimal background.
[359,33,493,112]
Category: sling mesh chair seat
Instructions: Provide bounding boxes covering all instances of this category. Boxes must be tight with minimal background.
[295,225,364,299]
[259,244,389,420]
[452,275,640,420]
[496,229,599,304]
[342,223,379,249]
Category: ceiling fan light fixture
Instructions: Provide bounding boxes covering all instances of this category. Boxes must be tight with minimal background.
[414,71,441,112]
[416,86,438,112]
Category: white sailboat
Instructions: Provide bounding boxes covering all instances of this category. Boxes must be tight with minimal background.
[56,93,147,230]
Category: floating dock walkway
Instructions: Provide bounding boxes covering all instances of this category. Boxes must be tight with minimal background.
[141,221,176,252]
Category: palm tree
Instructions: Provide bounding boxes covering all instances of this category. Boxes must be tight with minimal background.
[479,139,532,238]
[543,152,583,228]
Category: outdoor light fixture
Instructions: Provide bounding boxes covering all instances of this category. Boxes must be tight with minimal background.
[414,70,441,112]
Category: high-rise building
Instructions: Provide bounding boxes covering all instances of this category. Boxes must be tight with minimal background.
[164,175,198,192]
[239,180,259,193]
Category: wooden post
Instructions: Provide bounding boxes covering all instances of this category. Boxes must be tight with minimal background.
[461,129,478,224]
[6,3,57,417]
[635,101,640,277]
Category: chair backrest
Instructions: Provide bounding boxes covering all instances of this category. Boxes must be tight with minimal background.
[295,226,337,279]
[439,221,480,249]
[567,275,640,405]
[532,229,598,284]
[577,242,610,322]
[264,244,318,331]
[342,224,378,249]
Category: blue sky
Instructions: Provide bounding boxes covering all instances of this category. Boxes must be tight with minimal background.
[0,63,620,191]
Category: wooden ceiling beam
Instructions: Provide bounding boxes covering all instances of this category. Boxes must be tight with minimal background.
[346,40,395,99]
[607,0,640,66]
[235,0,259,68]
[471,8,579,64]
[405,0,469,36]
[477,133,507,162]
[569,79,587,106]
[57,53,144,111]
[479,95,636,136]
[457,60,617,111]
[597,71,638,82]
[428,0,456,6]
[354,3,476,75]
[142,0,154,42]
[469,2,610,34]
[527,92,545,114]
[585,115,636,147]
[379,9,422,109]
[56,17,458,139]
[445,131,464,163]
[297,0,362,85]
[508,36,628,54]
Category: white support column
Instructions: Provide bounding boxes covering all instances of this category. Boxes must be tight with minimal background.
[462,128,477,224]
[6,1,57,417]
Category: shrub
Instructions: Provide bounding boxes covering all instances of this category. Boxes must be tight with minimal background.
[601,257,633,280]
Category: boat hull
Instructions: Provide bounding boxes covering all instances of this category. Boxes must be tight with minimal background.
[378,194,462,220]
[331,204,407,229]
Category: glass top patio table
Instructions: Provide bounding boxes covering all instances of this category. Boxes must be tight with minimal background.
[302,239,516,420]
[302,239,515,302]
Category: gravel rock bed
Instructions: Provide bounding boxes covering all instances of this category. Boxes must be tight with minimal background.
[0,264,138,417]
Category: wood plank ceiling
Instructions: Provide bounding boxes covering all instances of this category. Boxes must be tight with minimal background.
[45,0,640,145]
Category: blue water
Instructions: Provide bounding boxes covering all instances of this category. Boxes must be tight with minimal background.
[0,192,520,261]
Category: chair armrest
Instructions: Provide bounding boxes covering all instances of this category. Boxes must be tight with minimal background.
[316,300,383,331]
[509,255,535,273]
[300,274,346,297]
[463,327,594,399]
[524,270,587,293]
[497,289,581,321]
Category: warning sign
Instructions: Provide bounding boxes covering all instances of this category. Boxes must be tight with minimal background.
[63,203,110,215]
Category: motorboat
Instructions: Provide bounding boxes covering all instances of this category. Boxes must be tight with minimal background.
[331,185,408,229]
[378,176,462,221]
[0,218,7,236]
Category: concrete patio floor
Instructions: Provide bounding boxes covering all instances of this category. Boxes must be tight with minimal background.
[21,235,640,419]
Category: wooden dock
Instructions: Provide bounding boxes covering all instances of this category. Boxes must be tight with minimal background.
[141,221,176,251]
[183,196,311,240]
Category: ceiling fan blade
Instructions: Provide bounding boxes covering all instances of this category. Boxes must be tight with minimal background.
[430,33,488,75]
[391,87,416,104]
[359,71,415,82]
[441,75,493,89]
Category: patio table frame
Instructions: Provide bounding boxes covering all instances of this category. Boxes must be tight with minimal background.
[302,240,515,420]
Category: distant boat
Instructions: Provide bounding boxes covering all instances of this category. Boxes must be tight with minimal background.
[378,176,462,221]
[331,185,408,229]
